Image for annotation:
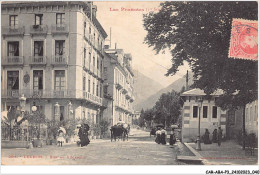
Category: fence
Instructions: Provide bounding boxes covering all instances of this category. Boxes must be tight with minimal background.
[1,124,47,142]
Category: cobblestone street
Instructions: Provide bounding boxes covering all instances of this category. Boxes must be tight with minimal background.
[1,129,186,165]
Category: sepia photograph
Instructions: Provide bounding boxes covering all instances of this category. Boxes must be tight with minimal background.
[0,0,258,173]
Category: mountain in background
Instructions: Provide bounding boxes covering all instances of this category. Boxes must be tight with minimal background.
[133,70,164,111]
[135,72,193,111]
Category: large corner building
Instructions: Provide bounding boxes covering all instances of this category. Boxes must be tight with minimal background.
[1,1,134,126]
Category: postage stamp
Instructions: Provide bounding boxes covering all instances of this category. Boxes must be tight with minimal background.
[228,18,258,60]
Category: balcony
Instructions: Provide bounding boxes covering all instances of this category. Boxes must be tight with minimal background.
[122,88,127,94]
[2,56,24,66]
[2,26,25,36]
[30,25,48,36]
[1,89,104,106]
[51,24,68,35]
[126,94,131,99]
[83,91,102,106]
[30,56,47,65]
[116,83,123,90]
[51,56,68,66]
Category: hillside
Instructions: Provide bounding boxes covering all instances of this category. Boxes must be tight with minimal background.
[135,72,193,110]
[133,70,164,110]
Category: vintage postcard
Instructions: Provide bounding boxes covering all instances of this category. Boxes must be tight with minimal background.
[1,1,258,173]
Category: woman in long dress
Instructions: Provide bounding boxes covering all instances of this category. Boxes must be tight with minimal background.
[155,128,161,144]
[79,124,90,147]
[160,128,166,145]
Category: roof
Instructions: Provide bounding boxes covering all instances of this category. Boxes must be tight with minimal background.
[181,88,224,97]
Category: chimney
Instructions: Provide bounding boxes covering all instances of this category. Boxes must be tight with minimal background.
[186,70,189,90]
[115,43,117,49]
[92,5,97,17]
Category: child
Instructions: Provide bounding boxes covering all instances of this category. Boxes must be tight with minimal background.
[57,130,65,147]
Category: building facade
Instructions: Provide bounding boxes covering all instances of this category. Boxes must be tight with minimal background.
[103,48,135,126]
[1,2,107,125]
[181,88,258,142]
[181,89,227,142]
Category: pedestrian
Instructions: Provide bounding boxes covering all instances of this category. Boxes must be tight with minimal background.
[203,129,211,144]
[155,127,161,144]
[169,129,176,145]
[160,128,166,145]
[212,129,218,143]
[217,127,222,146]
[57,130,65,147]
[79,123,90,147]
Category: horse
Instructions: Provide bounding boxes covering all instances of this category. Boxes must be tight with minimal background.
[110,125,128,142]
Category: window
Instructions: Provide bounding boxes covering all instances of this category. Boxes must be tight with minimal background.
[83,76,86,91]
[104,86,108,95]
[35,14,43,25]
[55,40,65,56]
[89,27,91,35]
[34,41,43,56]
[9,15,18,29]
[33,70,43,90]
[8,42,19,56]
[56,13,65,26]
[82,110,85,120]
[88,79,90,92]
[83,48,86,66]
[89,52,91,64]
[84,21,86,37]
[212,106,217,118]
[96,84,99,96]
[100,60,103,73]
[203,106,208,118]
[93,82,95,94]
[54,70,65,90]
[100,84,102,97]
[94,33,96,45]
[255,106,257,121]
[193,106,198,118]
[97,57,99,69]
[7,71,19,90]
[93,55,95,67]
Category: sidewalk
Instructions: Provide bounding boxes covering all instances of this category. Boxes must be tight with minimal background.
[186,140,258,165]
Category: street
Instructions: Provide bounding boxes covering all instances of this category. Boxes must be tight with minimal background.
[1,129,186,165]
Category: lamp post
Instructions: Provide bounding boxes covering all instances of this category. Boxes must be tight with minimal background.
[19,94,26,140]
[31,102,38,139]
[196,97,203,151]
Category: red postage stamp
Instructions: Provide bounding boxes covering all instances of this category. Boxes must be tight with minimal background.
[228,18,258,60]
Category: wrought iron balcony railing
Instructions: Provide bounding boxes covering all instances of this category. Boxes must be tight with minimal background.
[51,55,68,65]
[2,26,25,36]
[30,25,48,35]
[30,56,47,65]
[2,56,24,65]
[51,24,68,34]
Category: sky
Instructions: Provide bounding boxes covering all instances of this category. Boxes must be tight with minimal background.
[95,1,190,87]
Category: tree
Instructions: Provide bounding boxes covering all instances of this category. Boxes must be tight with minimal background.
[153,90,182,127]
[143,1,257,108]
[143,1,257,149]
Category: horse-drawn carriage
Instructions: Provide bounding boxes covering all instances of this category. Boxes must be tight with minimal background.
[110,122,130,142]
